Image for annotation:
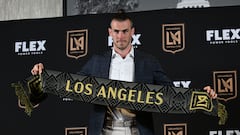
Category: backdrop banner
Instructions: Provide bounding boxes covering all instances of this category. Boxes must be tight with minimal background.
[2,5,239,134]
[11,69,227,125]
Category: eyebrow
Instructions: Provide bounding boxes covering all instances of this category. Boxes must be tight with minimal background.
[113,29,129,33]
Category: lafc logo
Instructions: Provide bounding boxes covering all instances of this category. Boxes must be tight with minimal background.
[164,123,187,135]
[65,127,87,135]
[66,29,88,59]
[162,23,185,54]
[213,70,237,101]
[190,91,212,112]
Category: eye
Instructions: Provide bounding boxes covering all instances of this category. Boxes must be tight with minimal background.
[122,29,129,33]
[113,30,120,34]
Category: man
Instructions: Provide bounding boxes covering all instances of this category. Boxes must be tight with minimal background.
[31,11,217,135]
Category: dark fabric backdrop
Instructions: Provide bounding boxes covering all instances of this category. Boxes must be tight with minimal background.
[1,6,239,135]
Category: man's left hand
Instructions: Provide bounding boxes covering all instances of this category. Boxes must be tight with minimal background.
[203,86,217,99]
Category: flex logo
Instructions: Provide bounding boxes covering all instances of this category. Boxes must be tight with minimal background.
[108,34,141,47]
[190,91,213,112]
[162,23,185,54]
[213,70,237,101]
[206,28,240,44]
[209,130,240,135]
[15,40,46,55]
[206,29,240,41]
[66,29,88,59]
[173,81,191,88]
[164,123,187,135]
[65,127,87,135]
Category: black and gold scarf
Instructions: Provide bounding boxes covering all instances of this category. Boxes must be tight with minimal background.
[11,69,227,125]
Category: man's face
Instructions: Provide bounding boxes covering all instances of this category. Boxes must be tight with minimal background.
[109,19,135,51]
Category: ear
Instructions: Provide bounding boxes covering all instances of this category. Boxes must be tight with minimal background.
[131,27,135,36]
[108,28,112,36]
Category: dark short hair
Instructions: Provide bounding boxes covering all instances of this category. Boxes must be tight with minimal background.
[110,9,133,28]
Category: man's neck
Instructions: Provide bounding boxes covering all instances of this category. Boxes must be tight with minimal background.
[114,45,132,58]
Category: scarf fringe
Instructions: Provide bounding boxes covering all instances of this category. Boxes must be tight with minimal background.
[11,82,33,116]
[217,102,228,125]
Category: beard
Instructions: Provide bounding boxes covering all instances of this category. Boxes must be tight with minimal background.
[115,40,130,50]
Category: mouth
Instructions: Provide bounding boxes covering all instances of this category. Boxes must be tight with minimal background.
[117,40,126,44]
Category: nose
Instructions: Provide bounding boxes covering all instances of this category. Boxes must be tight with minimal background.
[117,31,125,38]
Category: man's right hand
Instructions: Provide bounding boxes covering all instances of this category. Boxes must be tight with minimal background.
[31,63,44,75]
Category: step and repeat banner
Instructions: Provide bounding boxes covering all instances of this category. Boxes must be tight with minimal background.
[1,5,239,135]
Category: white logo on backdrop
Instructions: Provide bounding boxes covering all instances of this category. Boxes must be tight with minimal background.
[15,40,46,55]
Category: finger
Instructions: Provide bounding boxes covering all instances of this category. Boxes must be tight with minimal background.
[206,89,217,99]
[31,65,38,75]
[38,63,44,74]
[203,86,211,93]
[31,63,44,75]
[210,90,214,96]
[212,93,217,99]
[203,86,218,99]
[210,90,217,99]
[31,69,36,75]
